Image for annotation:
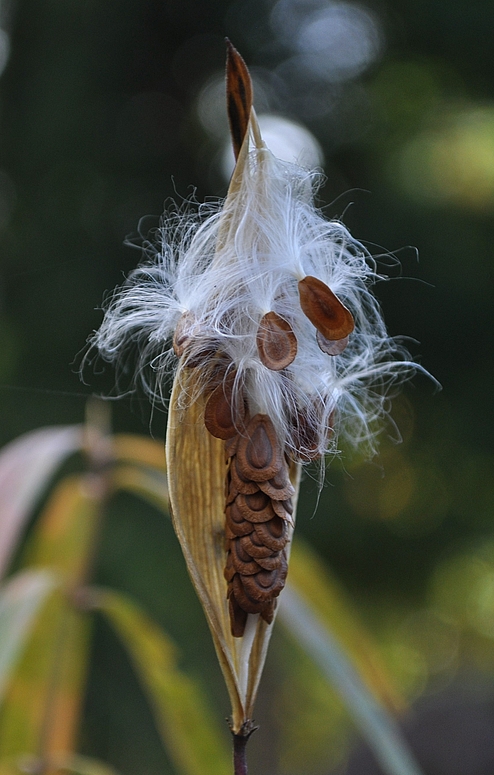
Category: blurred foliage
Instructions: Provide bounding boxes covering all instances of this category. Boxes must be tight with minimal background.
[0,0,493,773]
[0,420,423,775]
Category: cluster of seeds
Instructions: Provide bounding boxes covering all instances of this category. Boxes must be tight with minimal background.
[202,370,294,637]
[172,262,355,636]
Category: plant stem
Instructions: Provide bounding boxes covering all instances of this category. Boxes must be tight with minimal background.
[233,732,249,775]
[231,720,257,775]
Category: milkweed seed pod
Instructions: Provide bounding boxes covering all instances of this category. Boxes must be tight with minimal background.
[89,43,420,732]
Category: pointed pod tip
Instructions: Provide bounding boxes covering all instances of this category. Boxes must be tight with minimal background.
[226,40,253,161]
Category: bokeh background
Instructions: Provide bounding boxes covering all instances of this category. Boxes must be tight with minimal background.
[1,1,493,773]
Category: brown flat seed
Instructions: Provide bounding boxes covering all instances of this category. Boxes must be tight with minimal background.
[254,518,288,551]
[258,469,295,500]
[316,330,350,356]
[224,551,236,582]
[256,553,282,571]
[239,533,274,560]
[225,434,239,459]
[242,567,286,603]
[225,507,254,537]
[236,414,283,481]
[224,524,236,542]
[204,371,245,440]
[298,276,354,341]
[226,480,238,505]
[231,540,263,575]
[231,459,261,495]
[235,492,276,523]
[260,600,276,624]
[256,311,298,370]
[226,501,254,535]
[232,575,266,613]
[229,594,248,637]
[281,497,294,515]
[271,499,294,524]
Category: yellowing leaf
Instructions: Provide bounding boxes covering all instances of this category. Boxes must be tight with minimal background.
[111,465,168,512]
[112,434,166,472]
[0,753,120,775]
[0,473,101,759]
[93,588,231,775]
[0,426,83,579]
[0,570,57,703]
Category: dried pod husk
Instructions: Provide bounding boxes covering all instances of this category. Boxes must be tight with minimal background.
[298,275,355,341]
[226,40,253,161]
[256,311,297,371]
[167,366,301,733]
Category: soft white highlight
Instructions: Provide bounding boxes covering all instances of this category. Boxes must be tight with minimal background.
[89,113,421,460]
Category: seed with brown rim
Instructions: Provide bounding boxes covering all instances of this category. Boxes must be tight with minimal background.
[204,371,245,440]
[298,275,354,341]
[316,330,350,356]
[256,311,297,371]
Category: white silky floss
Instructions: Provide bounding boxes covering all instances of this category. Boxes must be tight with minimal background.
[92,112,418,463]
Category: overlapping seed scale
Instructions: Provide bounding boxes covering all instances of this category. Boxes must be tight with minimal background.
[236,415,283,482]
[221,411,293,636]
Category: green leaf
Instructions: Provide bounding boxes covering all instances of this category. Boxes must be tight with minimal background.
[93,588,231,775]
[0,570,56,703]
[0,426,83,579]
[279,583,425,775]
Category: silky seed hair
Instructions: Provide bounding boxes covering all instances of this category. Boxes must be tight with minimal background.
[90,127,417,463]
[89,41,422,463]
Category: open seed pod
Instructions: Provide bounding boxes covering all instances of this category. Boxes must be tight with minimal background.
[167,368,300,732]
[166,44,301,733]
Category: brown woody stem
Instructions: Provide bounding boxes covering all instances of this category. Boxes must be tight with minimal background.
[233,733,249,775]
[231,721,257,775]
